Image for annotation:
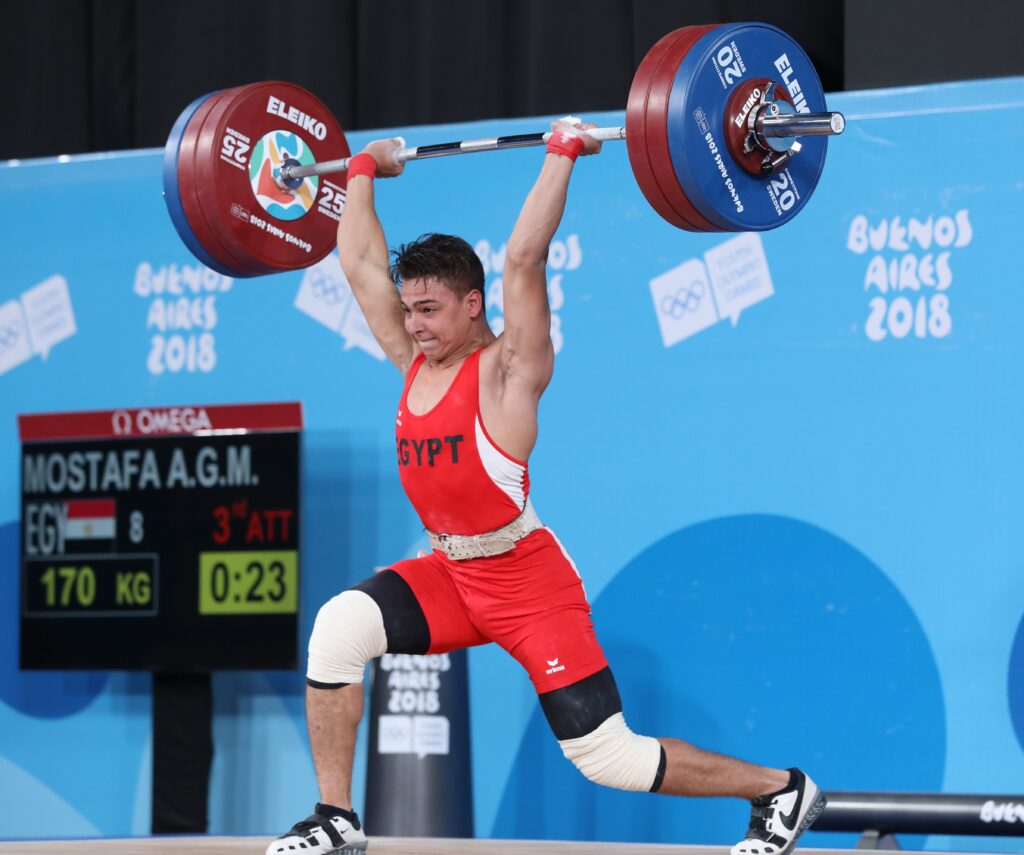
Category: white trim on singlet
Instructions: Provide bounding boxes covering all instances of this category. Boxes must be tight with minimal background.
[474,414,527,510]
[544,524,593,610]
[544,526,587,593]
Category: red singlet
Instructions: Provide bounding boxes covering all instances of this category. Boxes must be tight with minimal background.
[396,349,528,535]
[390,347,608,693]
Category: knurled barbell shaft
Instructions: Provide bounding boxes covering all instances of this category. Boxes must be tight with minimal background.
[282,127,625,182]
[280,112,843,183]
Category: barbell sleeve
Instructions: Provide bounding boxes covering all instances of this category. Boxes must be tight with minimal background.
[760,111,846,138]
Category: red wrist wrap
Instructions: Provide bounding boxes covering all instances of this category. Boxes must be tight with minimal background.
[347,153,378,180]
[546,132,585,162]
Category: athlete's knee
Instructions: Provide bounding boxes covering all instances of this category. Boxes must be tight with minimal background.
[540,666,665,792]
[306,589,387,687]
[558,713,664,791]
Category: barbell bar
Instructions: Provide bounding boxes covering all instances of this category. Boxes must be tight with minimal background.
[279,107,842,186]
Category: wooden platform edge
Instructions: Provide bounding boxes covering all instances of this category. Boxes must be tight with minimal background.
[0,837,974,855]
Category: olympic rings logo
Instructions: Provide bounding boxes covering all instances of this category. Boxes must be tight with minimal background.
[0,322,23,354]
[309,271,347,306]
[660,281,706,319]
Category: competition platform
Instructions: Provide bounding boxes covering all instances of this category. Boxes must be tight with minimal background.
[0,842,991,855]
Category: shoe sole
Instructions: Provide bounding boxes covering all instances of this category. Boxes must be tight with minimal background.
[778,791,828,855]
[270,841,367,855]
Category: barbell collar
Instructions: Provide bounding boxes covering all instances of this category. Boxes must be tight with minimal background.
[280,126,628,182]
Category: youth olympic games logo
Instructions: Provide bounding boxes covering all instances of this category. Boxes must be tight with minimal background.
[0,320,23,354]
[660,280,706,319]
[249,130,319,221]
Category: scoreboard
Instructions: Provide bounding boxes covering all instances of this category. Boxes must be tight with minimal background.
[18,402,302,670]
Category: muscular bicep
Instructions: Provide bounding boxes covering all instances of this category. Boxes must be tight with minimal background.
[497,259,555,392]
[343,260,418,373]
[498,152,575,392]
[336,171,416,374]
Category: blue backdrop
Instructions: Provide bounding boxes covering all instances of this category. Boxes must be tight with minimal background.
[1,76,1023,852]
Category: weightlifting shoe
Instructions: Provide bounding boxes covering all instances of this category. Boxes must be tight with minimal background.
[731,768,827,855]
[266,803,368,854]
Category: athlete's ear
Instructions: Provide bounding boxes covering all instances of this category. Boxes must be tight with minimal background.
[464,288,484,319]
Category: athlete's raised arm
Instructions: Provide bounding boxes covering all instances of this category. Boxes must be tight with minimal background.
[337,138,418,375]
[498,119,601,396]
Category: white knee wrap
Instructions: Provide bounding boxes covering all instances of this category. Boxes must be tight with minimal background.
[558,712,662,791]
[307,590,387,685]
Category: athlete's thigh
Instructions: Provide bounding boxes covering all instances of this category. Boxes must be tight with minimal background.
[354,553,487,655]
[483,532,609,693]
[502,600,609,694]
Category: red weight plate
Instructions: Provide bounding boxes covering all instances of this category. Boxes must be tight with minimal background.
[627,29,705,231]
[178,88,272,276]
[194,81,350,273]
[188,86,280,274]
[185,88,273,274]
[164,91,243,275]
[644,24,721,232]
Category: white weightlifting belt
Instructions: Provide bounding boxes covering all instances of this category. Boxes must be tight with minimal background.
[427,498,542,560]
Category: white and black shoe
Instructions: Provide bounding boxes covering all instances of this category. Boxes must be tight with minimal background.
[266,804,368,854]
[731,768,827,855]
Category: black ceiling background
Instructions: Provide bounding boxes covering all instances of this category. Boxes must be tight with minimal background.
[2,0,1019,160]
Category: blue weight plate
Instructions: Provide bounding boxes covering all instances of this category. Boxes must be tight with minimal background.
[666,22,828,231]
[162,90,251,276]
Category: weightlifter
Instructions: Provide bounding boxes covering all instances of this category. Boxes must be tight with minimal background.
[267,119,826,855]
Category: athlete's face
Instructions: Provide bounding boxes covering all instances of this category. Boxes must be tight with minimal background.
[400,277,482,358]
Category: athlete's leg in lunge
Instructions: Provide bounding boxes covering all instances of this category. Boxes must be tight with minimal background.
[268,559,487,855]
[541,667,827,855]
[654,739,827,855]
[307,684,363,810]
[267,584,389,855]
[521,572,825,855]
[655,739,788,798]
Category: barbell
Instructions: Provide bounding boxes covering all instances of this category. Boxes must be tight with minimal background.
[163,22,845,278]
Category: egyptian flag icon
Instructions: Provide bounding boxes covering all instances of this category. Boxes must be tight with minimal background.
[63,498,116,550]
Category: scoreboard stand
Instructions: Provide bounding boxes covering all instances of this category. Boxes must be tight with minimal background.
[153,671,215,833]
[18,402,303,833]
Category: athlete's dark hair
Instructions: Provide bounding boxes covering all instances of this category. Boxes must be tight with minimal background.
[390,233,485,297]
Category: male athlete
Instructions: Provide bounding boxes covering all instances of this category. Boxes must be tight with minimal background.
[268,119,826,855]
